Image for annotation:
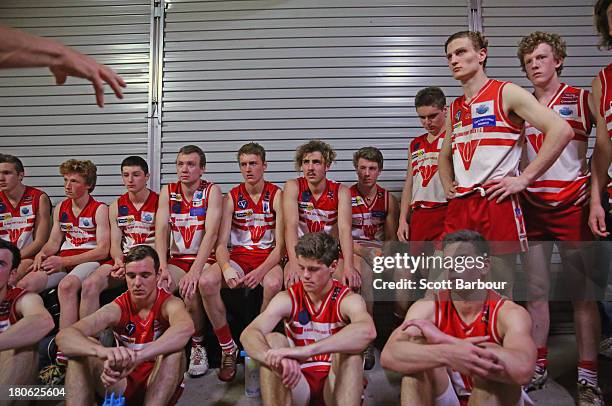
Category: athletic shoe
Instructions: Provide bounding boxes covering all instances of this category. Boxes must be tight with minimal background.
[577,379,603,406]
[525,365,547,392]
[39,363,66,386]
[187,342,209,377]
[218,345,239,382]
[598,336,612,359]
[363,344,375,371]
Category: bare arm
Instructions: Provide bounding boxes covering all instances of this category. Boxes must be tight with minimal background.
[337,185,359,288]
[282,180,299,262]
[214,193,234,272]
[61,204,110,268]
[108,201,124,264]
[32,204,64,271]
[56,302,121,358]
[192,184,222,272]
[479,303,536,385]
[385,193,399,241]
[135,297,194,364]
[240,291,293,366]
[398,153,414,241]
[20,193,51,259]
[155,185,170,270]
[438,112,456,199]
[0,293,54,351]
[0,25,125,107]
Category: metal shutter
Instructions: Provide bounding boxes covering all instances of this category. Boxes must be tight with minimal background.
[482,0,609,154]
[161,0,469,193]
[0,0,152,204]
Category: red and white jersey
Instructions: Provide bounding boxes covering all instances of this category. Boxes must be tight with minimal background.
[0,186,45,250]
[168,180,213,260]
[409,132,448,208]
[0,287,26,333]
[116,190,158,252]
[297,177,340,237]
[435,289,505,400]
[113,288,170,361]
[284,279,350,371]
[59,196,104,252]
[523,84,592,207]
[350,184,389,242]
[450,80,524,197]
[598,64,612,202]
[230,182,279,253]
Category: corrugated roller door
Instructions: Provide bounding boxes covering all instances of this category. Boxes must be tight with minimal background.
[482,0,609,155]
[161,0,469,194]
[0,0,152,204]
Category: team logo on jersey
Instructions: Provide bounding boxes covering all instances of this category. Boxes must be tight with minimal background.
[301,190,312,202]
[172,203,182,214]
[554,104,577,119]
[0,212,11,221]
[262,200,270,214]
[60,212,69,222]
[117,215,135,226]
[456,138,481,171]
[237,198,248,210]
[352,196,364,206]
[125,322,136,336]
[418,164,438,187]
[190,207,206,217]
[249,225,266,244]
[0,203,5,212]
[119,205,130,216]
[194,190,204,201]
[454,109,462,122]
[327,190,335,200]
[141,212,154,223]
[60,223,73,232]
[79,217,93,228]
[471,101,495,128]
[298,309,310,325]
[412,141,420,151]
[527,133,544,154]
[20,205,32,216]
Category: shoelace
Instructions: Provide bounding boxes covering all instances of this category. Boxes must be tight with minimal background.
[222,349,236,368]
[192,345,202,364]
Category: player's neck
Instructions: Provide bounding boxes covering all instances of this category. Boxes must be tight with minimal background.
[128,188,150,208]
[451,290,487,319]
[533,76,562,104]
[71,193,90,210]
[180,179,202,200]
[244,179,265,196]
[426,129,444,143]
[462,70,489,102]
[357,182,377,200]
[4,183,26,204]
[306,177,327,196]
[308,279,334,308]
[130,289,157,313]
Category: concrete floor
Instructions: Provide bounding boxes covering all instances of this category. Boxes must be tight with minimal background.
[177,335,611,405]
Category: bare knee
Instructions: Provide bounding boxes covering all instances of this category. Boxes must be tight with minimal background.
[16,272,44,293]
[58,276,82,297]
[81,275,106,299]
[263,276,283,296]
[198,272,221,297]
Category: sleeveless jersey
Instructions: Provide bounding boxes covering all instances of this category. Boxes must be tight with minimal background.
[523,84,592,207]
[350,183,389,242]
[59,196,104,252]
[297,177,340,237]
[409,132,448,208]
[116,190,158,252]
[598,64,612,202]
[435,289,506,400]
[168,180,213,260]
[113,288,170,367]
[449,80,523,197]
[284,279,350,371]
[0,287,26,333]
[0,186,45,250]
[230,182,279,253]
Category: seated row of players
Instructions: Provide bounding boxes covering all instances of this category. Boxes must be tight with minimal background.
[0,138,399,380]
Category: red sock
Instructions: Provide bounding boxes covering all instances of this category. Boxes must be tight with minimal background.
[536,347,548,369]
[213,324,235,353]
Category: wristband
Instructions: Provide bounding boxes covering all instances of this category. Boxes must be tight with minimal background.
[222,264,238,282]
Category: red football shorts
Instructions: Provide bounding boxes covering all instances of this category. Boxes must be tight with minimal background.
[409,204,447,255]
[521,198,593,244]
[168,254,215,272]
[443,192,528,255]
[229,248,270,275]
[301,365,331,406]
[124,361,184,406]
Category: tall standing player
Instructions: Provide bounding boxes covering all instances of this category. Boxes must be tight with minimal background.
[517,32,603,404]
[0,154,51,285]
[79,156,158,321]
[199,142,284,382]
[283,140,360,290]
[438,31,574,296]
[155,145,222,378]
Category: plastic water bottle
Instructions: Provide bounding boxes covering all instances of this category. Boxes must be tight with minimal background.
[240,350,261,398]
[103,392,125,406]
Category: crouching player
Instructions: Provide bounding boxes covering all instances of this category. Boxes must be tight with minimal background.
[381,230,536,406]
[0,239,54,393]
[241,232,376,406]
[57,245,194,406]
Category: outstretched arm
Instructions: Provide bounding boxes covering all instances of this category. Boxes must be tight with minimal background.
[0,25,125,107]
